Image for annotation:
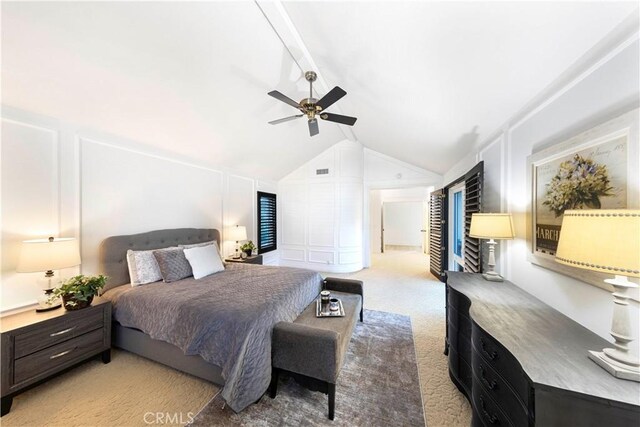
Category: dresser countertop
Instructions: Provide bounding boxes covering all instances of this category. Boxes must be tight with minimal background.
[447,271,640,408]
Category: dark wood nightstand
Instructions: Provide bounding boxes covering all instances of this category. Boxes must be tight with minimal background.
[225,255,263,265]
[0,301,111,416]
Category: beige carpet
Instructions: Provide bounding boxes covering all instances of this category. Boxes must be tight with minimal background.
[3,250,470,426]
[2,350,218,427]
[327,250,472,427]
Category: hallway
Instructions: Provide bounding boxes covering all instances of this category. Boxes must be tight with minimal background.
[326,250,472,426]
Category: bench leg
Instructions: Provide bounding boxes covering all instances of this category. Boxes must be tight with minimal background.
[269,368,280,398]
[360,308,363,322]
[328,383,335,420]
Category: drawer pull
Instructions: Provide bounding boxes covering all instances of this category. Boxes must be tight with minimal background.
[49,348,74,359]
[479,397,499,424]
[50,327,75,337]
[479,365,498,390]
[480,338,498,360]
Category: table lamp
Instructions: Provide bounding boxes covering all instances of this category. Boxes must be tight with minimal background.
[16,236,81,312]
[225,225,247,259]
[556,209,639,382]
[469,213,515,281]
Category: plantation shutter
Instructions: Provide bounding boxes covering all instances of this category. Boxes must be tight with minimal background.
[257,191,277,254]
[463,163,483,273]
[429,188,445,280]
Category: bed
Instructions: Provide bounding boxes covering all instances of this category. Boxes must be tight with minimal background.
[97,228,323,412]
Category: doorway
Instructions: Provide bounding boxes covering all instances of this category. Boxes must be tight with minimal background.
[366,186,433,268]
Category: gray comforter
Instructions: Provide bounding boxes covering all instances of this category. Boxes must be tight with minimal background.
[104,263,322,412]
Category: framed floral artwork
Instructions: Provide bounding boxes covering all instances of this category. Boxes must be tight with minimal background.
[526,109,639,295]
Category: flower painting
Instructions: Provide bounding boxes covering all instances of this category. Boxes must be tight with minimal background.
[533,135,627,256]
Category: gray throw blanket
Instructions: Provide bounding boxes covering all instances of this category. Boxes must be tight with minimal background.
[104,263,322,412]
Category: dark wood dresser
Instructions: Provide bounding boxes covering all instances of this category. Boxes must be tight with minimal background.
[1,302,111,415]
[446,272,640,426]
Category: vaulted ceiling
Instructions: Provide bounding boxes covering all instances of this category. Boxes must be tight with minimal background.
[2,1,637,180]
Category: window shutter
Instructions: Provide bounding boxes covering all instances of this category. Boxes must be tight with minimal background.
[257,191,277,254]
[429,189,445,281]
[463,164,483,274]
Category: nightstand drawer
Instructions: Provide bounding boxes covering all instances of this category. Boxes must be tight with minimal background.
[14,328,104,384]
[14,308,104,359]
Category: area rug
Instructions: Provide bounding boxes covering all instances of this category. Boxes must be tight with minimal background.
[191,309,426,426]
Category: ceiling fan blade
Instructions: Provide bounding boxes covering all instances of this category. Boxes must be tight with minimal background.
[320,112,357,126]
[268,90,301,109]
[316,86,347,110]
[268,114,304,125]
[308,119,319,137]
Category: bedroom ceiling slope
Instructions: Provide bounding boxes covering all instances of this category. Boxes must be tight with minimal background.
[0,1,344,181]
[2,2,638,179]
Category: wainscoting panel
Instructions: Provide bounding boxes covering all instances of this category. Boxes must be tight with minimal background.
[1,119,60,310]
[80,138,224,275]
[308,182,335,248]
[280,248,305,262]
[308,250,335,265]
[280,182,307,246]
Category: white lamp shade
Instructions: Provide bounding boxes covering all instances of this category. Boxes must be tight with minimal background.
[556,210,640,278]
[469,213,515,240]
[16,237,81,273]
[225,225,247,242]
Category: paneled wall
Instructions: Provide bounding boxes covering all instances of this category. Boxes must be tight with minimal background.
[1,107,277,313]
[279,140,364,273]
[279,141,442,271]
[445,23,640,340]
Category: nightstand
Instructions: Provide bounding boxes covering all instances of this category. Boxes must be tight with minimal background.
[0,301,111,416]
[225,255,263,265]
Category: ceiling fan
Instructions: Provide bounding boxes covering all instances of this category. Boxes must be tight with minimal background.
[268,71,357,137]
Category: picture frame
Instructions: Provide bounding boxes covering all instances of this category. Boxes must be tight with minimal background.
[526,109,639,297]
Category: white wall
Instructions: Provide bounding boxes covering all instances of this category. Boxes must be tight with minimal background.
[278,140,364,273]
[1,107,278,313]
[383,202,423,246]
[445,21,640,341]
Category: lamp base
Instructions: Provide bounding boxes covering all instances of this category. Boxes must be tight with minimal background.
[589,350,640,382]
[482,271,504,282]
[35,288,62,313]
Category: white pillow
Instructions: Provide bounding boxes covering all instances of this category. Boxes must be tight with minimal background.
[180,240,218,249]
[127,249,163,286]
[184,245,225,279]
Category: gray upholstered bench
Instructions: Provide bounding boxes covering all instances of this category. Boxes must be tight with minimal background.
[270,278,363,420]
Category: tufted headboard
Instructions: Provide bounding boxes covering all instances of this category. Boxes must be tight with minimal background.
[98,228,220,291]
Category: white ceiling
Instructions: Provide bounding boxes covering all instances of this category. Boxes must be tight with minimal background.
[2,1,637,179]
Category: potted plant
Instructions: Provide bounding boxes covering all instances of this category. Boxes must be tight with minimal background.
[240,241,256,257]
[50,274,107,311]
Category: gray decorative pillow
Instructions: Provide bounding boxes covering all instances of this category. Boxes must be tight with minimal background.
[153,248,193,283]
[127,249,163,286]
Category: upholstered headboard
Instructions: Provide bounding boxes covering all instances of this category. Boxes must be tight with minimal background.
[98,228,220,291]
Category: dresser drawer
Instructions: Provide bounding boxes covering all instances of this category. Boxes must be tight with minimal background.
[472,381,514,427]
[472,351,529,427]
[448,286,471,314]
[14,307,105,359]
[448,323,472,365]
[448,303,472,339]
[472,325,529,406]
[14,328,105,385]
[449,347,473,394]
